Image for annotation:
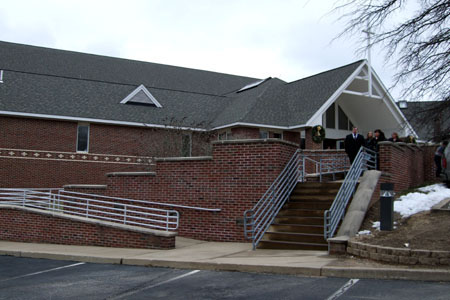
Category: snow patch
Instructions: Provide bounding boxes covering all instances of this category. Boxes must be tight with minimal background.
[372,221,380,230]
[357,230,371,235]
[394,184,450,217]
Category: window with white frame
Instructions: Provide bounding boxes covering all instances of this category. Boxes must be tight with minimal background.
[76,123,90,152]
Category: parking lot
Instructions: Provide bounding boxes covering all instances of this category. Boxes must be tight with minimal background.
[1,256,450,299]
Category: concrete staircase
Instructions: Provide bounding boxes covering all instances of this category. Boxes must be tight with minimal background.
[257,182,342,251]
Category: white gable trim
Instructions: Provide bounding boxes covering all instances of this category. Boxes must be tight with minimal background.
[120,84,162,108]
[305,61,366,127]
[305,61,417,137]
[368,68,417,137]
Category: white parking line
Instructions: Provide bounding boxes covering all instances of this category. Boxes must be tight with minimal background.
[0,262,86,282]
[325,278,360,300]
[109,269,201,299]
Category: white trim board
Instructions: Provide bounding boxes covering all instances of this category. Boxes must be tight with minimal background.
[0,110,207,132]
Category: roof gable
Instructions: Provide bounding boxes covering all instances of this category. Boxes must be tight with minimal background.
[120,85,162,107]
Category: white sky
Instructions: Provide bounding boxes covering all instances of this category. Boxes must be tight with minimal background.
[0,0,404,98]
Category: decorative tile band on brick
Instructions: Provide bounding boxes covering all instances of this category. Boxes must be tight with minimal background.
[347,240,450,266]
[0,205,176,249]
[0,148,153,165]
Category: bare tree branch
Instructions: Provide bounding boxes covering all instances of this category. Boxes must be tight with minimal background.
[334,0,450,102]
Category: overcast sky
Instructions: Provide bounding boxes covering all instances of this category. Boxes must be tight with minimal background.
[0,0,404,99]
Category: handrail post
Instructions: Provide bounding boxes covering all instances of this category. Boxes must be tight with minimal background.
[22,190,26,207]
[302,156,305,182]
[166,211,169,231]
[124,205,127,224]
[319,158,323,182]
[86,199,89,218]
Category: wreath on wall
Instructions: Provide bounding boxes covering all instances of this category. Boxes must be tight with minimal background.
[311,125,326,143]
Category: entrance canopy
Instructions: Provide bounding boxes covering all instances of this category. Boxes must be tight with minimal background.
[307,62,416,144]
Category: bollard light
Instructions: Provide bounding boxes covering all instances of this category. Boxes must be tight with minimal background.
[380,183,395,231]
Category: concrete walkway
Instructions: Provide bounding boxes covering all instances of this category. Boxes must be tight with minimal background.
[1,238,449,282]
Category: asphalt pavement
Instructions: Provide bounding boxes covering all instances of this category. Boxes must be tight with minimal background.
[1,238,450,283]
[1,256,450,300]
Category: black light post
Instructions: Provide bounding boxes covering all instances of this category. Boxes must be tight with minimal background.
[380,182,395,231]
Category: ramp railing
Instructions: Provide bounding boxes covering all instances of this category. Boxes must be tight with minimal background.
[0,188,180,231]
[324,147,377,239]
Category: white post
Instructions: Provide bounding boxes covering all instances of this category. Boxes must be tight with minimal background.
[363,23,374,97]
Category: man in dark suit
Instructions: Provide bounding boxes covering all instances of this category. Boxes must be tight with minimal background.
[344,127,366,164]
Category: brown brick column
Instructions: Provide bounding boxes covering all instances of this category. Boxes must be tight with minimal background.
[305,128,323,150]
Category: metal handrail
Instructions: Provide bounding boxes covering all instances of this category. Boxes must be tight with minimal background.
[60,190,221,212]
[0,189,179,231]
[324,147,377,239]
[243,150,354,250]
[302,154,349,181]
[244,149,302,250]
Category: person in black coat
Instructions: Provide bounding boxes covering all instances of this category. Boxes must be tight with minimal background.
[373,129,386,170]
[344,127,366,164]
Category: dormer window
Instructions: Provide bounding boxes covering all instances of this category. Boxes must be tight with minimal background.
[120,84,162,107]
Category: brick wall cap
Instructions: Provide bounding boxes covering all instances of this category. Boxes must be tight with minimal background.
[63,184,107,189]
[0,204,177,237]
[301,149,346,153]
[404,144,421,151]
[328,235,349,243]
[378,141,405,151]
[106,172,156,177]
[155,156,213,162]
[212,138,299,147]
[406,143,423,150]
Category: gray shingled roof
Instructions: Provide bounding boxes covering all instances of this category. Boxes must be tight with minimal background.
[0,41,364,129]
[212,61,364,128]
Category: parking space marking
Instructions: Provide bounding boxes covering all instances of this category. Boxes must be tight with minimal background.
[325,278,360,300]
[109,269,201,299]
[0,262,86,282]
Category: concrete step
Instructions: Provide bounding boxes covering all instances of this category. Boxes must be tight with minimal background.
[274,216,324,225]
[289,194,336,201]
[257,240,328,251]
[294,182,342,189]
[283,201,333,210]
[263,231,326,244]
[269,224,324,234]
[291,188,340,196]
[283,202,332,210]
[277,209,326,217]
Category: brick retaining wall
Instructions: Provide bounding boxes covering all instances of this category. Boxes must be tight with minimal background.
[67,139,298,242]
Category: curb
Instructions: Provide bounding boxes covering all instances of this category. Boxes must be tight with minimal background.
[2,249,450,282]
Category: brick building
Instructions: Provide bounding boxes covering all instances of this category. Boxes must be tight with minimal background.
[0,41,415,188]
